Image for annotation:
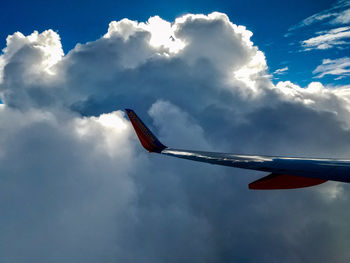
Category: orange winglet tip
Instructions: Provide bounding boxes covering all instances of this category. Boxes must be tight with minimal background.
[249,173,327,190]
[125,109,167,153]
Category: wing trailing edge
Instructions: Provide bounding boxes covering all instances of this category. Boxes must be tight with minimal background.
[248,173,327,190]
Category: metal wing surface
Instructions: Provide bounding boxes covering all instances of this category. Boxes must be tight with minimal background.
[125,109,350,190]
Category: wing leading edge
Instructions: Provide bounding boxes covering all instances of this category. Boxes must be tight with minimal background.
[125,109,350,190]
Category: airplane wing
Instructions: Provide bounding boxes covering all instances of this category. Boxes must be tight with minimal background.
[125,109,350,190]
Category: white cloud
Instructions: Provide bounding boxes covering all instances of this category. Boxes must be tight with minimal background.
[0,30,64,83]
[273,66,289,75]
[301,26,350,50]
[2,12,350,262]
[104,16,185,54]
[288,0,350,32]
[313,57,350,78]
[330,7,350,24]
[286,0,350,52]
[289,12,337,31]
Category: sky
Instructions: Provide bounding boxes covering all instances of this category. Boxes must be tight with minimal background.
[1,0,350,262]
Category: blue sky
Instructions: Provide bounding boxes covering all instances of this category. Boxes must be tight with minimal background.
[1,0,348,87]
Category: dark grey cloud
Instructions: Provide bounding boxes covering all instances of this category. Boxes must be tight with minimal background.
[1,13,350,263]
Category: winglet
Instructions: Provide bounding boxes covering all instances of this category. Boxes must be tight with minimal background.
[125,109,167,153]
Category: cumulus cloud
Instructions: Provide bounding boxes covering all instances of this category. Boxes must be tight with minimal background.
[2,12,350,262]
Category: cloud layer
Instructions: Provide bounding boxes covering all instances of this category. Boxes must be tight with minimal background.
[1,12,350,262]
